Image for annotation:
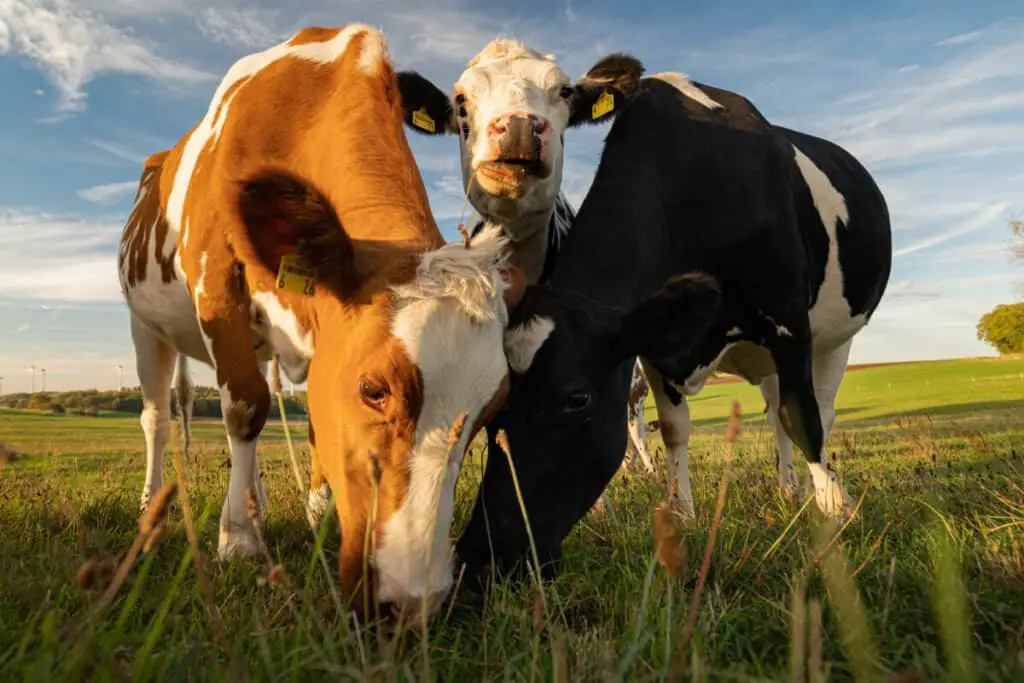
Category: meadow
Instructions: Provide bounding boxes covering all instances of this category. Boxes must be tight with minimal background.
[1,356,1022,681]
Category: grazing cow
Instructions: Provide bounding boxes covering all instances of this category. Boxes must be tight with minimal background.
[475,72,892,580]
[394,39,652,494]
[117,25,514,616]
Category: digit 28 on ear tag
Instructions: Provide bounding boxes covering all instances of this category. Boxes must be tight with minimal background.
[592,90,615,120]
[276,253,317,297]
[412,107,436,133]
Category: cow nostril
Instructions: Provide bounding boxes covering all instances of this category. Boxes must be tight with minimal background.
[534,118,550,135]
[488,119,508,135]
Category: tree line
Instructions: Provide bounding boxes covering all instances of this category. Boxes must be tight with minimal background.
[0,387,308,419]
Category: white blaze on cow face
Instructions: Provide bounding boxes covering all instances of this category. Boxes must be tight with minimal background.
[452,41,572,219]
[372,225,512,611]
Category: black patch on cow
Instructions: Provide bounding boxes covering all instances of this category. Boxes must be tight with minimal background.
[661,380,683,406]
[395,71,453,135]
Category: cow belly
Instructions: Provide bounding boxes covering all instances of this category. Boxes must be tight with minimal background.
[717,341,776,385]
[809,304,867,356]
[125,276,212,365]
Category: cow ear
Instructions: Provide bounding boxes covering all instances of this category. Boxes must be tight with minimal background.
[568,53,644,127]
[396,71,456,136]
[235,169,359,296]
[616,272,721,361]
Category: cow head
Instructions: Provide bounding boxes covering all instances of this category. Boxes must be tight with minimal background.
[397,40,643,225]
[456,274,722,582]
[235,170,514,619]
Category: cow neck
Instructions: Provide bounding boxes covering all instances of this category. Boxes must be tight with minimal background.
[473,205,555,285]
[548,169,670,314]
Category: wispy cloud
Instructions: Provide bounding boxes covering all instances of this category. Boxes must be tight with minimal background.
[77,181,137,205]
[86,138,147,165]
[936,29,986,47]
[197,6,285,49]
[0,208,122,301]
[894,202,1011,258]
[0,0,214,113]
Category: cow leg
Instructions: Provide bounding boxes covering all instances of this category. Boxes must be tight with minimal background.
[641,360,695,520]
[625,407,654,473]
[772,338,852,518]
[132,314,176,513]
[758,374,799,499]
[306,419,332,529]
[174,355,194,455]
[807,339,854,517]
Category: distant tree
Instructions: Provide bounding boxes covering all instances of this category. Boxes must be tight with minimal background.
[977,302,1024,355]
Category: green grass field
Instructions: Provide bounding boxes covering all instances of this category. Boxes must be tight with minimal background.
[1,356,1022,681]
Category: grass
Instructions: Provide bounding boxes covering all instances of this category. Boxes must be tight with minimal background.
[1,356,1023,681]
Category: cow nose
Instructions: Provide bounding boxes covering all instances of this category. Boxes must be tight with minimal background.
[487,113,551,139]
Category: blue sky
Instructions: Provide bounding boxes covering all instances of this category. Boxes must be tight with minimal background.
[1,0,1022,392]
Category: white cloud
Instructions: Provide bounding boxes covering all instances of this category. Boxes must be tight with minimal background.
[197,6,284,49]
[16,323,30,333]
[86,138,148,165]
[894,202,1011,258]
[936,29,986,47]
[0,208,122,301]
[0,0,214,112]
[77,181,137,205]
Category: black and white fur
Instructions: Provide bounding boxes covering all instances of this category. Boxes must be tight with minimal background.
[468,71,892,580]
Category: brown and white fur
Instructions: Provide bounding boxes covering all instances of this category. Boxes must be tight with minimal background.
[117,25,517,619]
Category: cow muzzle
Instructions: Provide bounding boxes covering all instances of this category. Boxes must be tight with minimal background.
[475,113,553,198]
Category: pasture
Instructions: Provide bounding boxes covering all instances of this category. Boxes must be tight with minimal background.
[1,356,1022,681]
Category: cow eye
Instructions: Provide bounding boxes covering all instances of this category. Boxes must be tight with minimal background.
[454,92,466,105]
[562,391,592,414]
[359,376,390,409]
[559,86,574,99]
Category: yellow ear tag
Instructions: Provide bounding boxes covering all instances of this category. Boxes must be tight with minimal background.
[592,91,615,120]
[276,252,317,297]
[412,107,436,133]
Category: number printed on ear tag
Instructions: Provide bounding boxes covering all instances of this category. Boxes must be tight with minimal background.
[276,253,317,296]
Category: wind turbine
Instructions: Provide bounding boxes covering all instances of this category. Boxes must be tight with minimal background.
[115,365,124,391]
[27,365,36,394]
[40,368,47,393]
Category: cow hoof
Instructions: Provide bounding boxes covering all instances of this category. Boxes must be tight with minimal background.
[808,463,853,518]
[669,496,697,527]
[306,484,331,530]
[218,529,262,560]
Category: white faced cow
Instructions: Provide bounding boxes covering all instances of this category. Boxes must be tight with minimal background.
[118,24,515,618]
[395,39,654,476]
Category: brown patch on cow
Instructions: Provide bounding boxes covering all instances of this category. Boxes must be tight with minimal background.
[119,154,179,288]
[289,26,342,46]
[628,368,649,416]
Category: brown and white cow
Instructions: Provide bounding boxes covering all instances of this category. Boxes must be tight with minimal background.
[395,39,653,475]
[117,24,514,616]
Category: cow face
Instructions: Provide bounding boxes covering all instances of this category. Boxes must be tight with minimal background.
[397,42,642,224]
[236,171,513,618]
[456,274,721,580]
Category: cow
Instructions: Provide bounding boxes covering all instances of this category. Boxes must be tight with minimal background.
[117,24,516,617]
[393,39,653,496]
[473,71,892,582]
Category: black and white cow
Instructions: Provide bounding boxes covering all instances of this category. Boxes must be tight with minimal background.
[463,71,892,580]
[395,40,654,479]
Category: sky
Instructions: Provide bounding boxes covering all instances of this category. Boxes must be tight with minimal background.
[0,0,1022,392]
